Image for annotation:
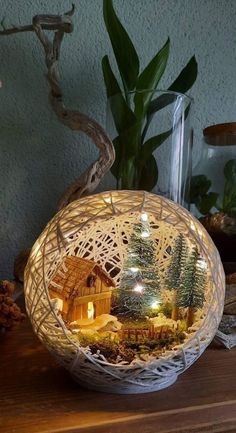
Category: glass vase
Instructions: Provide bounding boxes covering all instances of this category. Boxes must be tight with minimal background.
[106,90,192,207]
[190,122,236,265]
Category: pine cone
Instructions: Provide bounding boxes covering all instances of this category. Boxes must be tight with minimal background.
[200,212,236,235]
[0,280,25,331]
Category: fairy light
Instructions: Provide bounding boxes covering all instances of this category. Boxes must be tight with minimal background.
[190,221,196,231]
[104,197,112,204]
[140,213,148,222]
[129,267,139,273]
[151,300,160,310]
[140,213,150,237]
[87,301,95,320]
[133,283,144,293]
[141,230,150,238]
[197,258,207,270]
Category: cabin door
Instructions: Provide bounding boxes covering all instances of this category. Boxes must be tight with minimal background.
[87,301,95,320]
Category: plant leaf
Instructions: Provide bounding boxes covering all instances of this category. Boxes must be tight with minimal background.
[146,93,176,117]
[134,38,170,119]
[102,55,137,134]
[110,136,122,181]
[223,159,236,214]
[137,154,158,191]
[141,99,191,144]
[103,0,139,92]
[148,56,197,117]
[110,124,141,181]
[198,192,218,215]
[168,56,198,94]
[110,136,137,188]
[120,157,136,189]
[189,175,211,202]
[102,55,121,97]
[117,123,141,158]
[140,130,171,163]
[224,159,236,182]
[189,175,218,215]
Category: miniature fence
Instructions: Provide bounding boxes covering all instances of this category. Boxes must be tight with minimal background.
[119,325,177,342]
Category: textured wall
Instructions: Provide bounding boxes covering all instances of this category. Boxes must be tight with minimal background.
[0,0,236,278]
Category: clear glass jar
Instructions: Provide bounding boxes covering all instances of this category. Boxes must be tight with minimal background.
[190,123,236,263]
[106,90,192,208]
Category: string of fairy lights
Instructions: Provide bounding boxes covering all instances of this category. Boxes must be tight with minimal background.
[130,213,150,295]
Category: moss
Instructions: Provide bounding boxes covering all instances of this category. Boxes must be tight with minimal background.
[78,331,119,347]
[77,318,187,364]
[177,319,188,333]
[119,317,150,329]
[89,340,136,364]
[123,330,186,353]
[157,303,173,318]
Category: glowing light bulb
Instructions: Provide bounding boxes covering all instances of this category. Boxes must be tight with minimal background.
[133,283,143,293]
[140,213,148,222]
[130,267,139,273]
[151,301,160,309]
[197,259,207,270]
[87,301,95,320]
[141,230,150,238]
[104,197,112,204]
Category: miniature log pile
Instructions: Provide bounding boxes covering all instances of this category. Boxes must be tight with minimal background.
[0,280,25,331]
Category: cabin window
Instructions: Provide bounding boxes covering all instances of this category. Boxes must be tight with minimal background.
[87,301,95,320]
[87,274,96,288]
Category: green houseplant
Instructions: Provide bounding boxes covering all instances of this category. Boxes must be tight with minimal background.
[102,0,198,191]
[189,123,236,265]
[190,161,236,263]
[190,160,236,218]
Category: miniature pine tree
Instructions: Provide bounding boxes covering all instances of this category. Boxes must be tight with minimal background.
[165,234,188,320]
[177,246,207,327]
[114,214,161,319]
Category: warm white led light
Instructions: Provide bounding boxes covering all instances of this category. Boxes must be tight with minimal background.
[104,197,112,204]
[141,230,150,238]
[197,258,207,270]
[140,213,148,222]
[130,267,139,273]
[133,283,143,293]
[151,301,160,309]
[87,301,95,320]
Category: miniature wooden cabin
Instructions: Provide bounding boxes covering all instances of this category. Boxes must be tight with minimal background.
[48,256,115,323]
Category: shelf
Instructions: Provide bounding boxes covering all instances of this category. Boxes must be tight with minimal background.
[1,319,236,433]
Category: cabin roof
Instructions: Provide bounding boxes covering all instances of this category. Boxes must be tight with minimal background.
[49,256,115,296]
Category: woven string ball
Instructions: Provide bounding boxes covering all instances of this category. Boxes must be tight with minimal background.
[24,191,225,394]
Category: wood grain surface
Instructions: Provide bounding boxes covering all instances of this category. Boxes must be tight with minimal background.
[1,318,236,433]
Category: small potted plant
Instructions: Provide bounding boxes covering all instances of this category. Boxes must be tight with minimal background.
[190,123,236,269]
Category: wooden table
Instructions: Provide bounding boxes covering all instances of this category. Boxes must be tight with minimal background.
[1,319,236,433]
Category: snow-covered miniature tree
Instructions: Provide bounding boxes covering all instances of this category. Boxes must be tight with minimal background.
[165,234,188,320]
[177,246,207,327]
[114,213,160,319]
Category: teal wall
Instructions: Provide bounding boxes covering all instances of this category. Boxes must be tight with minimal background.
[1,0,236,278]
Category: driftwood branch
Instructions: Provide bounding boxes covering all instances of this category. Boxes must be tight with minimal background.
[1,6,115,281]
[0,5,115,210]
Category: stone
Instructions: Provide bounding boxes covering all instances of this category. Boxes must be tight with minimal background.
[219,314,236,335]
[223,284,236,315]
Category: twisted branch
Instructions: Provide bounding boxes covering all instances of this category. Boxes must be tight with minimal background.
[1,6,115,281]
[0,5,115,210]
